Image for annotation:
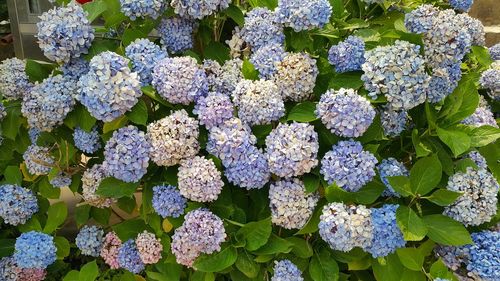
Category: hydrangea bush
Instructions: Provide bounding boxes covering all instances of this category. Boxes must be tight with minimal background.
[0,0,498,280]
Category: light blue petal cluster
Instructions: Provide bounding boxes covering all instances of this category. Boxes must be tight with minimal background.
[0,257,17,281]
[23,144,54,175]
[120,0,165,20]
[60,58,89,81]
[14,231,56,269]
[320,140,378,192]
[118,240,145,274]
[275,0,332,31]
[328,36,365,73]
[250,43,287,79]
[36,3,94,63]
[75,225,105,257]
[194,92,234,129]
[364,204,406,257]
[0,58,32,100]
[158,17,197,54]
[466,151,488,170]
[125,38,168,86]
[404,4,439,34]
[223,146,270,189]
[466,230,500,281]
[449,0,473,12]
[152,185,187,218]
[380,107,408,137]
[49,173,72,188]
[461,105,498,128]
[272,52,318,102]
[0,102,5,121]
[28,128,41,144]
[177,156,223,202]
[271,260,303,281]
[77,51,142,122]
[170,0,230,19]
[479,62,500,100]
[377,158,409,197]
[103,125,150,183]
[73,126,102,154]
[205,59,243,95]
[489,43,500,60]
[0,184,38,226]
[456,14,485,46]
[427,63,462,103]
[240,8,285,50]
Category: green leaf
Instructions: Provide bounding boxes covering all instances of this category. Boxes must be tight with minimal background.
[469,125,500,147]
[193,246,238,272]
[103,115,128,134]
[96,177,139,198]
[252,234,293,255]
[4,165,22,185]
[79,260,99,281]
[396,248,424,271]
[18,216,42,232]
[25,60,55,83]
[75,205,91,227]
[83,0,108,23]
[126,99,148,125]
[63,271,80,281]
[0,239,15,258]
[287,101,318,122]
[112,219,149,241]
[437,127,471,157]
[425,189,462,206]
[372,253,405,281]
[224,4,245,26]
[55,236,70,259]
[204,42,230,64]
[309,249,339,281]
[396,206,427,241]
[237,218,272,251]
[235,250,260,278]
[303,174,320,193]
[329,72,363,90]
[440,76,479,126]
[117,196,136,214]
[430,259,456,280]
[470,46,493,68]
[44,202,68,234]
[242,59,259,80]
[296,200,324,235]
[1,101,22,140]
[409,155,442,196]
[288,237,313,258]
[91,207,111,225]
[412,129,432,157]
[387,176,412,197]
[401,268,426,281]
[39,177,61,199]
[325,181,385,204]
[141,86,172,107]
[122,27,149,46]
[329,0,344,18]
[423,214,472,246]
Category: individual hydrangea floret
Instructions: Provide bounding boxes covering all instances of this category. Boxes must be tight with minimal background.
[0,184,38,226]
[404,4,439,34]
[158,17,197,54]
[320,140,378,192]
[14,231,56,269]
[377,158,409,197]
[177,156,224,202]
[146,109,199,166]
[100,232,122,269]
[380,107,409,137]
[103,125,150,183]
[316,88,375,137]
[152,57,208,104]
[125,38,168,85]
[449,0,473,12]
[269,179,319,229]
[18,268,46,281]
[60,58,89,80]
[224,146,271,189]
[466,151,488,170]
[135,231,162,264]
[319,203,373,252]
[152,185,187,218]
[22,75,76,132]
[171,209,226,267]
[73,126,101,154]
[364,204,406,257]
[265,122,319,178]
[170,0,230,19]
[240,8,285,50]
[275,0,332,31]
[466,230,500,280]
[443,167,499,226]
[194,92,234,129]
[82,164,117,208]
[328,36,365,73]
[461,105,498,128]
[36,3,94,63]
[49,173,72,188]
[362,40,430,110]
[0,257,17,281]
[0,58,32,100]
[489,43,500,60]
[118,240,145,274]
[427,63,462,103]
[479,62,499,100]
[75,225,105,257]
[250,43,287,79]
[23,144,54,176]
[77,51,142,122]
[272,260,303,281]
[120,0,165,20]
[272,53,318,102]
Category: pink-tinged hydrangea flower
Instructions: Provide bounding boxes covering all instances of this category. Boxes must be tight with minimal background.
[272,53,318,102]
[240,8,284,50]
[272,260,303,281]
[194,92,234,129]
[23,144,54,176]
[100,232,122,269]
[275,0,332,31]
[0,184,38,226]
[135,231,162,264]
[170,0,230,19]
[82,164,117,208]
[178,156,224,202]
[17,268,46,281]
[0,58,32,100]
[76,225,105,257]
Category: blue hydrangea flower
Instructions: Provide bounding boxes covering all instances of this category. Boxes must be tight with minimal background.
[29,128,41,144]
[380,107,409,137]
[73,126,102,154]
[0,102,6,121]
[75,225,105,257]
[466,151,488,170]
[428,63,462,103]
[449,0,473,12]
[250,44,287,79]
[158,17,197,54]
[77,51,142,122]
[272,52,318,102]
[479,62,499,100]
[328,36,365,73]
[316,88,375,137]
[0,184,38,226]
[118,240,145,274]
[194,92,234,129]
[404,4,439,34]
[177,156,224,202]
[275,0,332,31]
[364,204,406,257]
[0,58,32,100]
[320,140,378,192]
[60,58,89,81]
[377,158,409,197]
[466,230,500,280]
[462,105,498,128]
[23,144,54,175]
[49,173,72,188]
[22,75,76,132]
[36,3,94,63]
[170,0,230,19]
[224,146,271,189]
[120,0,165,20]
[152,57,208,105]
[152,185,187,218]
[103,125,151,183]
[14,231,56,269]
[456,14,485,46]
[272,260,303,281]
[205,59,243,95]
[125,38,168,86]
[489,43,500,60]
[240,8,285,50]
[0,257,18,281]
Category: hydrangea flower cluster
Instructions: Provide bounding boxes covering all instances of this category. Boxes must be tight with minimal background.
[158,17,197,54]
[207,118,257,164]
[466,230,500,280]
[77,51,142,122]
[0,184,38,226]
[147,109,199,166]
[223,147,270,189]
[18,268,47,281]
[23,144,54,176]
[152,185,187,218]
[60,58,89,80]
[36,4,94,63]
[14,231,56,269]
[377,158,409,197]
[100,232,122,269]
[427,63,462,103]
[152,57,208,104]
[269,179,319,229]
[120,0,165,20]
[250,44,287,79]
[466,151,488,170]
[320,140,378,192]
[316,88,375,137]
[194,92,234,129]
[443,167,499,226]
[170,0,230,19]
[272,52,318,102]
[479,61,499,100]
[135,231,162,264]
[265,122,319,178]
[49,173,72,188]
[171,209,226,267]
[0,58,32,100]
[489,43,500,60]
[73,126,101,154]
[103,126,150,183]
[461,105,498,128]
[177,156,224,202]
[328,36,365,73]
[125,38,168,85]
[118,240,145,274]
[0,257,17,281]
[380,107,409,137]
[364,204,406,258]
[275,0,332,31]
[28,128,41,144]
[457,14,485,46]
[404,4,439,35]
[82,164,116,208]
[449,0,473,12]
[271,260,303,281]
[206,59,243,94]
[361,40,430,110]
[240,8,285,50]
[75,225,105,257]
[22,75,76,132]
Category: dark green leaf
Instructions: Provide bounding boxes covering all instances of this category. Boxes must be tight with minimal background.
[83,0,108,23]
[117,196,136,214]
[112,219,149,241]
[193,246,238,272]
[224,4,245,26]
[25,60,55,83]
[55,236,70,259]
[79,260,99,281]
[287,101,318,122]
[329,72,363,90]
[396,248,424,271]
[44,202,68,234]
[440,76,479,126]
[309,249,339,281]
[242,59,259,80]
[387,176,412,197]
[372,253,404,281]
[204,42,230,64]
[288,237,313,258]
[303,174,320,193]
[425,189,462,206]
[437,127,471,157]
[409,155,442,195]
[252,234,293,255]
[126,99,148,125]
[96,177,139,198]
[0,239,15,258]
[237,218,272,251]
[90,207,111,225]
[396,206,427,241]
[75,205,91,227]
[103,115,128,134]
[39,177,61,199]
[235,250,260,278]
[2,101,22,140]
[4,165,22,185]
[423,214,472,246]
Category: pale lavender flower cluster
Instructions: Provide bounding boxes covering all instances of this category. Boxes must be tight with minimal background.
[479,61,499,100]
[135,231,162,264]
[380,107,409,137]
[171,209,226,267]
[73,126,101,154]
[364,204,405,258]
[250,44,287,79]
[272,260,303,281]
[377,158,409,197]
[316,88,375,137]
[152,185,187,218]
[170,0,230,19]
[36,4,94,63]
[328,36,365,73]
[0,257,17,281]
[194,92,234,129]
[18,268,47,281]
[320,140,378,192]
[265,122,319,178]
[240,8,285,50]
[82,164,116,208]
[206,59,243,94]
[462,105,498,128]
[14,231,56,269]
[0,58,32,100]
[49,173,72,188]
[427,63,462,103]
[456,14,485,46]
[125,38,168,85]
[269,178,319,229]
[449,0,473,12]
[120,0,165,20]
[177,156,224,202]
[272,53,318,102]
[466,151,487,170]
[28,128,41,144]
[275,0,332,31]
[100,232,122,269]
[489,43,500,60]
[158,17,197,54]
[77,51,142,122]
[103,126,150,183]
[60,58,89,80]
[75,225,105,257]
[223,147,270,189]
[23,144,54,175]
[0,184,38,226]
[118,240,145,274]
[404,4,439,34]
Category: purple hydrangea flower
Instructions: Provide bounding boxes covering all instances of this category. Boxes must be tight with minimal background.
[380,107,409,137]
[466,230,500,280]
[462,105,498,128]
[75,225,105,257]
[223,146,270,189]
[152,185,187,218]
[170,0,230,19]
[466,151,488,170]
[135,231,162,264]
[194,92,234,129]
[489,43,500,60]
[82,164,117,208]
[328,36,365,73]
[118,240,145,274]
[23,144,54,176]
[427,63,462,103]
[158,17,197,54]
[0,58,32,100]
[250,44,287,79]
[449,0,473,12]
[60,58,89,80]
[73,126,102,154]
[49,173,72,188]
[0,184,38,226]
[377,158,409,197]
[178,156,223,202]
[479,62,499,100]
[240,8,285,50]
[0,257,18,281]
[404,4,439,34]
[120,0,165,20]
